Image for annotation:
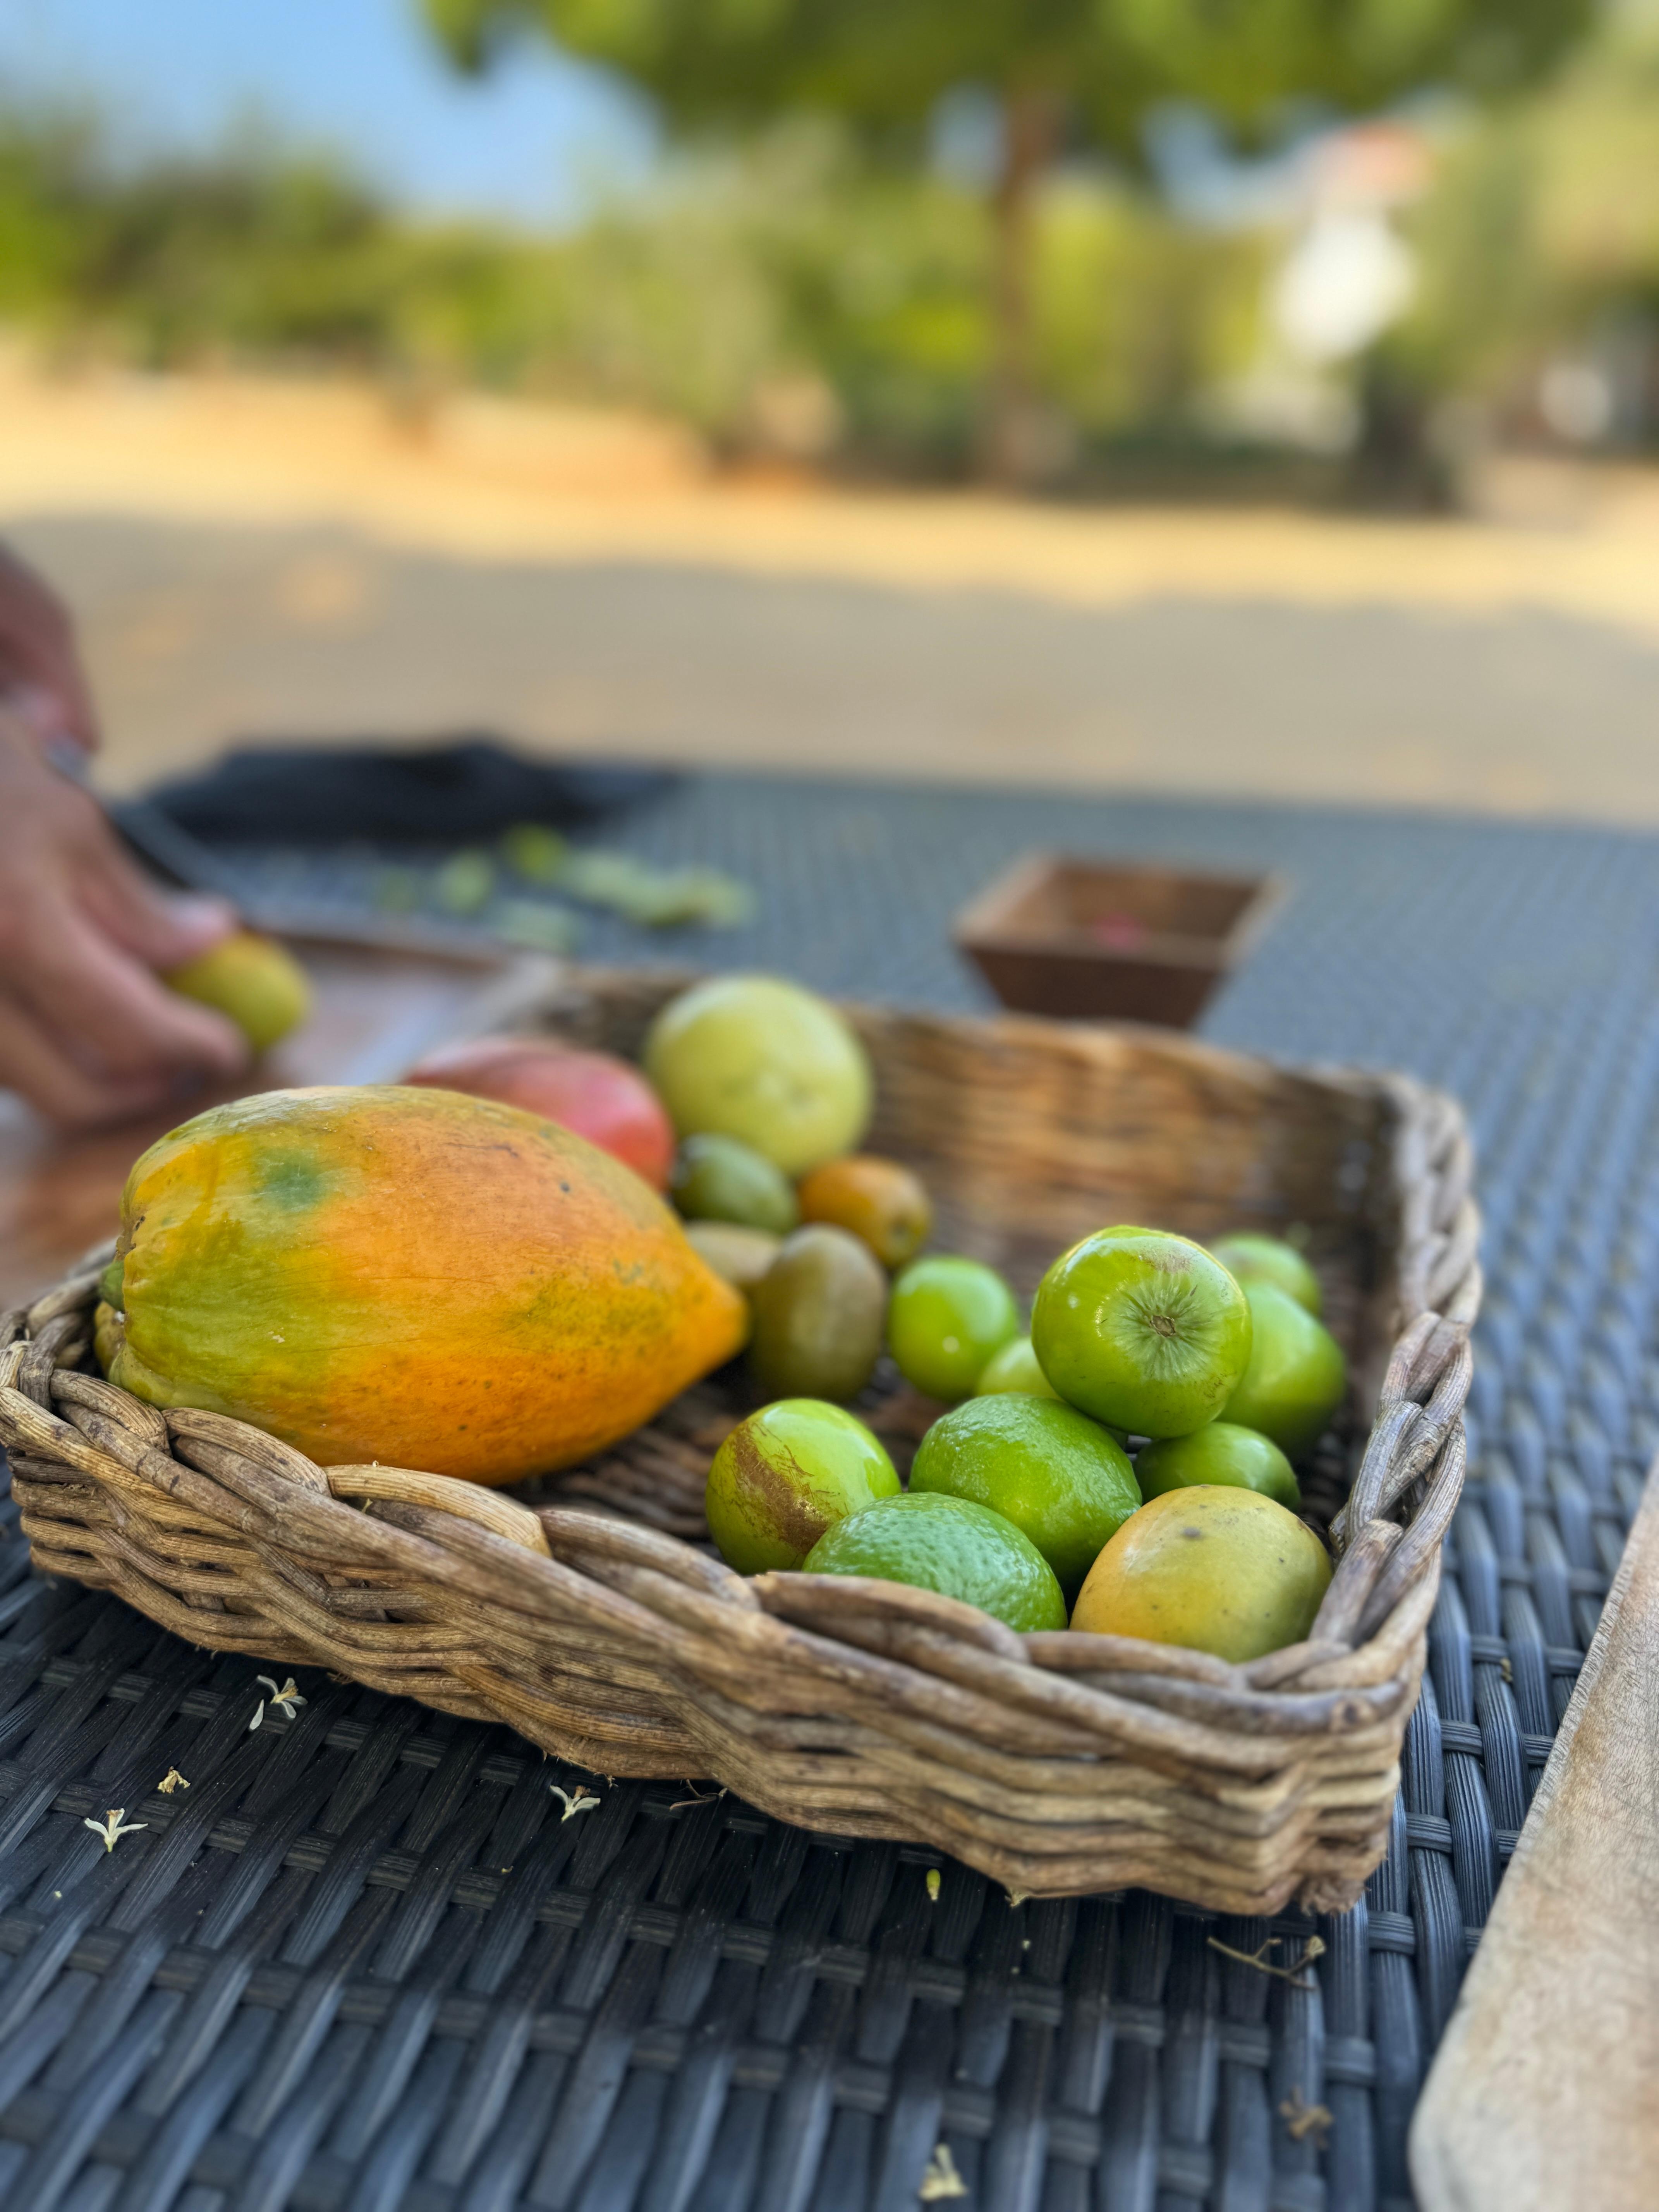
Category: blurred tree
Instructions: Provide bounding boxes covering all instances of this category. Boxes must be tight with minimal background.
[424,0,1591,481]
[1399,0,1659,447]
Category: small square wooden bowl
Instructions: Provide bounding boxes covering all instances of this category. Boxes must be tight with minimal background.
[956,853,1283,1026]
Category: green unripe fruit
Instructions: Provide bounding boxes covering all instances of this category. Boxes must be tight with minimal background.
[1032,1226,1252,1439]
[1210,1233,1322,1317]
[672,1133,799,1235]
[748,1225,888,1400]
[804,1492,1067,1633]
[163,930,311,1053]
[910,1393,1141,1598]
[1134,1420,1300,1510]
[706,1399,898,1574]
[973,1334,1061,1400]
[1221,1283,1348,1461]
[887,1255,1020,1402]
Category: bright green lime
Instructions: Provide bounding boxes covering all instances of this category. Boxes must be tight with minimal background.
[909,1394,1140,1598]
[705,1399,898,1574]
[671,1133,799,1235]
[887,1255,1020,1401]
[804,1492,1066,1632]
[973,1334,1060,1400]
[1210,1233,1322,1317]
[1221,1283,1347,1461]
[1134,1420,1300,1510]
[1031,1225,1252,1439]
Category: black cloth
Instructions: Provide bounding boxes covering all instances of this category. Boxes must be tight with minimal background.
[144,736,674,844]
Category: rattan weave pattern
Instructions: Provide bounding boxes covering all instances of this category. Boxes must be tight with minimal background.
[0,779,1652,2212]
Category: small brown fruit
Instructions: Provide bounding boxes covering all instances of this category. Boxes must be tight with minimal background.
[796,1154,932,1270]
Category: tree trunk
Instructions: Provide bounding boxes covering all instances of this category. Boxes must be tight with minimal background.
[982,85,1061,488]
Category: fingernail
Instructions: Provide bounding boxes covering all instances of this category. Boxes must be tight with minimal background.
[167,895,238,945]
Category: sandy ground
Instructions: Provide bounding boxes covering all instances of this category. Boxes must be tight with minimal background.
[3,363,1658,819]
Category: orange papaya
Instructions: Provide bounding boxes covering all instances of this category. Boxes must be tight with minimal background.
[102,1085,747,1485]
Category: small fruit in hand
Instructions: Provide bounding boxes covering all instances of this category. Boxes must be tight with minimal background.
[643,974,872,1176]
[1221,1283,1346,1460]
[910,1394,1141,1598]
[684,1221,781,1300]
[1070,1486,1331,1662]
[405,1036,675,1189]
[1134,1421,1300,1510]
[163,930,310,1053]
[1210,1233,1322,1317]
[1031,1226,1251,1439]
[973,1334,1061,1400]
[804,1492,1066,1633]
[797,1154,932,1269]
[749,1224,888,1400]
[888,1255,1021,1402]
[671,1133,799,1235]
[706,1399,898,1573]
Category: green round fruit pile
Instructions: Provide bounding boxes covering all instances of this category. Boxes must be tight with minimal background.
[698,1190,1343,1661]
[420,967,1346,1667]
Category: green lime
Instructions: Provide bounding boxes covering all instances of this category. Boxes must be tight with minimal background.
[1211,1233,1322,1317]
[804,1492,1066,1632]
[910,1394,1140,1598]
[973,1334,1060,1400]
[672,1133,799,1235]
[887,1255,1020,1401]
[1221,1282,1347,1460]
[1031,1226,1252,1438]
[706,1399,898,1574]
[1134,1420,1300,1509]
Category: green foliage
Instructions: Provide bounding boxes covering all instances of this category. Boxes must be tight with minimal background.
[1398,4,1659,402]
[0,105,1264,467]
[425,0,1591,142]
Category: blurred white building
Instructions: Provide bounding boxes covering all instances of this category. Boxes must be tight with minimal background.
[1150,108,1437,450]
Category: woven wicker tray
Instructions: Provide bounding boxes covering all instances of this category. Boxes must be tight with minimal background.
[0,967,1479,1913]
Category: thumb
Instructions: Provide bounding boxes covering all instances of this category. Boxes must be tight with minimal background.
[146,891,242,970]
[77,837,240,971]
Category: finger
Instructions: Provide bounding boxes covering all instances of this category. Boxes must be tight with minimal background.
[0,989,183,1130]
[74,828,239,969]
[12,897,248,1082]
[0,552,99,753]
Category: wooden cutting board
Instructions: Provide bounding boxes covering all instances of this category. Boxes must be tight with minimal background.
[0,931,556,1308]
[1410,1455,1659,2209]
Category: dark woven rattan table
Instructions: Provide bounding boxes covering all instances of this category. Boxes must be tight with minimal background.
[2,771,1652,2212]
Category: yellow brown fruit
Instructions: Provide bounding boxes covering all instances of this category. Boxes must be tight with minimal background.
[796,1154,932,1270]
[103,1085,747,1485]
[163,930,311,1053]
[1070,1486,1331,1662]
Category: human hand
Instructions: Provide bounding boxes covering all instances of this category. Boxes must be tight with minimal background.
[0,709,249,1128]
[0,544,100,757]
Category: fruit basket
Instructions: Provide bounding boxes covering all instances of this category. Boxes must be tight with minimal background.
[0,966,1478,1913]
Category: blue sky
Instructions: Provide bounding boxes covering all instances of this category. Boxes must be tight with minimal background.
[0,0,656,224]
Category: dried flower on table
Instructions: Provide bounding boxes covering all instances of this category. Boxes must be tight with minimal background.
[250,1676,307,1731]
[156,1768,189,1795]
[919,2143,968,2200]
[551,1784,599,1822]
[85,1808,146,1853]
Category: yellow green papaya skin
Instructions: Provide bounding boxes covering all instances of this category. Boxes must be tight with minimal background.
[105,1085,748,1486]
